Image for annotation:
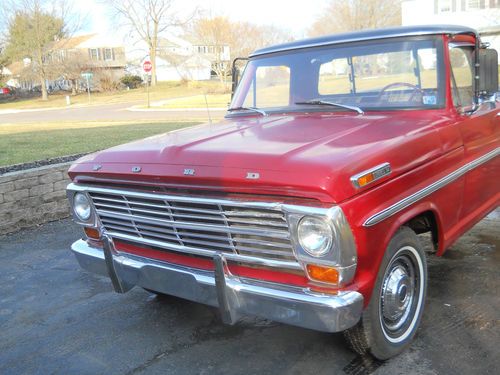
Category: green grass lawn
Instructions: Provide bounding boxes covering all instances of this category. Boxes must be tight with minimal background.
[0,121,200,167]
[0,81,229,110]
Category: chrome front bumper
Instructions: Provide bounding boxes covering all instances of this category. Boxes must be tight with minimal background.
[71,238,363,332]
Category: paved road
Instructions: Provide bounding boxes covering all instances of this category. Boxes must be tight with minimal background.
[0,101,226,123]
[0,211,498,375]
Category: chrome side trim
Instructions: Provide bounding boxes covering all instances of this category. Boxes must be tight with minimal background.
[364,147,500,227]
[350,162,392,189]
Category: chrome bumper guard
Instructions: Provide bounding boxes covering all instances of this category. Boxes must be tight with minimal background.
[71,238,363,332]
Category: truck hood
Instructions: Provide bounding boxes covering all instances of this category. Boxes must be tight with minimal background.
[69,110,455,203]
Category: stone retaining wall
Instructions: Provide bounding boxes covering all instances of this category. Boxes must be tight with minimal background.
[0,162,72,234]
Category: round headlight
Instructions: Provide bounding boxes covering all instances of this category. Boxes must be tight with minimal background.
[73,193,92,221]
[297,216,333,257]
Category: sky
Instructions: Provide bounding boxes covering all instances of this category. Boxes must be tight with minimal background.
[75,0,328,40]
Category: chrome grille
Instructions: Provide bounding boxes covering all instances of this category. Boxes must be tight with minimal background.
[88,190,298,264]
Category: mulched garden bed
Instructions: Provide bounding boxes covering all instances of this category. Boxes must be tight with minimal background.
[0,153,90,175]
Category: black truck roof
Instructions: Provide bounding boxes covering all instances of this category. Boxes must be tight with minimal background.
[250,24,477,57]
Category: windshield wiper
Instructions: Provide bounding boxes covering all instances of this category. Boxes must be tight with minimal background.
[227,106,268,116]
[295,100,364,115]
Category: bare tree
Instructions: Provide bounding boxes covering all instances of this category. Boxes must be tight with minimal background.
[190,16,232,85]
[106,0,195,86]
[308,0,402,37]
[3,0,83,100]
[229,22,291,58]
[59,49,88,95]
[190,16,291,85]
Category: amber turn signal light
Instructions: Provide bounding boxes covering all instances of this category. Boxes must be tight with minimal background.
[357,173,375,187]
[351,163,391,188]
[306,264,339,284]
[84,227,100,240]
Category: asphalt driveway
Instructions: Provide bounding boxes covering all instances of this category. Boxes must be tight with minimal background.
[0,210,498,375]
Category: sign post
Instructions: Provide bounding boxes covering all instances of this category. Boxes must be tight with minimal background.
[142,60,152,108]
[81,72,93,104]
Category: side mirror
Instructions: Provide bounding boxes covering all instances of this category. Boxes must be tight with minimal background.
[231,57,248,99]
[478,48,498,95]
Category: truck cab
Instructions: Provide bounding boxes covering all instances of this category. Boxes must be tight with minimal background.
[66,25,499,359]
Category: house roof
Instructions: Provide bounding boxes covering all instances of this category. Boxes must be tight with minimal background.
[478,25,500,36]
[51,34,96,50]
[158,35,193,49]
[5,61,25,76]
[181,35,230,47]
[250,24,478,57]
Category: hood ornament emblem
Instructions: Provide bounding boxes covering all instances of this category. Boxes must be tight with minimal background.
[183,168,195,176]
[132,166,142,173]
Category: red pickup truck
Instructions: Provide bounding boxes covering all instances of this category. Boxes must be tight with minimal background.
[67,25,499,359]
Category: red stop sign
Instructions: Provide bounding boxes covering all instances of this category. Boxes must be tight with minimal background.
[142,60,152,73]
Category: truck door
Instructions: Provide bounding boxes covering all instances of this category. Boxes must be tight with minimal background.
[449,44,500,221]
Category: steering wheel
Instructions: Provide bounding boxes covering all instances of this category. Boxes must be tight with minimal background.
[377,82,424,103]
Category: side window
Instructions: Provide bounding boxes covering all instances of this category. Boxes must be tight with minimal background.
[243,66,290,108]
[449,47,474,107]
[318,58,351,95]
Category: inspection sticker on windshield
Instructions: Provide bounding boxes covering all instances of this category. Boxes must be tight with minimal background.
[423,95,437,105]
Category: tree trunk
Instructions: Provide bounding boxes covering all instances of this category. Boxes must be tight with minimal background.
[150,22,158,87]
[36,50,48,100]
[40,76,48,101]
[71,79,77,95]
[150,46,157,86]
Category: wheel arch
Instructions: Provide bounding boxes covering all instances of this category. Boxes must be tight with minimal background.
[350,201,443,305]
[385,202,444,255]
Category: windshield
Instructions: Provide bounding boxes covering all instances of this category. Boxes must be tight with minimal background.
[230,36,445,114]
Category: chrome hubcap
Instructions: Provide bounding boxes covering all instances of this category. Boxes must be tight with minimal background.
[382,265,414,330]
[380,251,420,336]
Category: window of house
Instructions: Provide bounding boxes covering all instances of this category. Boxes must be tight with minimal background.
[438,0,452,12]
[449,47,474,108]
[89,48,99,60]
[104,48,113,61]
[466,0,480,8]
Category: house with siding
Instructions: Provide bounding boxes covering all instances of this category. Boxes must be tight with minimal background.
[402,0,500,52]
[5,34,127,91]
[126,35,230,82]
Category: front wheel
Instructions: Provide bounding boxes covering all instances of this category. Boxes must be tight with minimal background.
[344,226,427,360]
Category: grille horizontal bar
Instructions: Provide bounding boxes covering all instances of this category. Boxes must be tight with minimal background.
[88,190,299,265]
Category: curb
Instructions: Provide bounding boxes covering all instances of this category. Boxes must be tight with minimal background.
[126,106,228,112]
